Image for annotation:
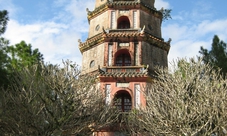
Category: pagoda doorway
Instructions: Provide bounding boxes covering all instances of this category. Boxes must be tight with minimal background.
[114,90,132,112]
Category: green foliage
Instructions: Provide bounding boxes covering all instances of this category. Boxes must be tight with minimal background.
[199,35,227,77]
[0,10,10,88]
[0,10,9,35]
[0,38,9,87]
[6,41,44,71]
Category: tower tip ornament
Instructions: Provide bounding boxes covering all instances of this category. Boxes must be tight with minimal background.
[160,7,164,13]
[78,39,82,46]
[167,38,172,44]
[86,8,91,14]
[102,26,106,34]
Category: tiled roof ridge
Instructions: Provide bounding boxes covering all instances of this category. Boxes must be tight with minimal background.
[98,70,148,78]
[87,1,161,21]
[79,31,168,49]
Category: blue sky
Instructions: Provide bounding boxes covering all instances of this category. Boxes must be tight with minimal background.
[0,0,227,65]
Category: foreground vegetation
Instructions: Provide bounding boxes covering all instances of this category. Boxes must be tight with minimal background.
[0,61,119,135]
[1,9,227,136]
[1,58,226,136]
[126,58,227,135]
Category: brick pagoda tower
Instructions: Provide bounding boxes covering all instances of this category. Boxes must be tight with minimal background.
[78,0,170,135]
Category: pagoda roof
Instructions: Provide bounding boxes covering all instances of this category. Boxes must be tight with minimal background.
[87,1,162,21]
[78,30,170,53]
[99,71,148,78]
[98,66,148,78]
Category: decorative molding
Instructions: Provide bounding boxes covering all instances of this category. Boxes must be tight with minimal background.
[119,10,130,14]
[79,31,170,53]
[87,1,162,21]
[116,83,129,87]
[119,43,129,47]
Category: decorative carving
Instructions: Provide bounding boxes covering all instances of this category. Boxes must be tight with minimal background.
[119,43,129,47]
[159,7,164,13]
[78,39,82,45]
[167,38,172,44]
[119,10,130,14]
[102,26,106,34]
[140,25,146,34]
[116,83,129,88]
[86,8,91,14]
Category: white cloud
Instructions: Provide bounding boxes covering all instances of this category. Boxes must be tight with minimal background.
[168,40,210,62]
[155,0,170,10]
[163,24,190,41]
[190,1,213,21]
[196,20,227,38]
[53,0,68,8]
[4,19,82,65]
[2,0,96,65]
[165,18,227,62]
[160,0,227,62]
[0,0,18,18]
[2,0,227,66]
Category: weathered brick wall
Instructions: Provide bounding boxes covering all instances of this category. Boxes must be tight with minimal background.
[141,41,168,71]
[140,10,162,38]
[89,11,109,38]
[141,0,155,8]
[94,0,107,8]
[89,9,140,38]
[81,43,105,74]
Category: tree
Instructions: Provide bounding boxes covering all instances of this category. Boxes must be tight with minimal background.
[199,35,227,77]
[0,10,9,36]
[6,41,44,71]
[0,61,119,136]
[0,38,9,88]
[0,10,9,88]
[126,58,227,135]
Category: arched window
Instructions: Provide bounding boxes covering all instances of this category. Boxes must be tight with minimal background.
[117,16,130,29]
[116,54,131,66]
[90,60,95,68]
[115,50,131,66]
[114,91,132,112]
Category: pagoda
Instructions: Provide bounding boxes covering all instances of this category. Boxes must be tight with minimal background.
[78,0,170,135]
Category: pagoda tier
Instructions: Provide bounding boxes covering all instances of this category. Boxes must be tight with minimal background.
[88,0,160,21]
[78,0,170,134]
[79,30,170,53]
[98,65,149,82]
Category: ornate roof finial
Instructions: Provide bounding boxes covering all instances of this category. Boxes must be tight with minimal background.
[86,8,91,14]
[78,39,82,45]
[167,38,172,44]
[160,7,164,13]
[102,26,106,34]
[140,25,146,34]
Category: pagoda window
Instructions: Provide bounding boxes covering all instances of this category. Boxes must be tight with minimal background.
[108,44,113,66]
[90,60,95,68]
[134,42,139,65]
[114,90,132,112]
[133,11,137,28]
[117,16,130,29]
[134,84,140,109]
[110,11,116,29]
[115,53,131,66]
[105,84,111,105]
